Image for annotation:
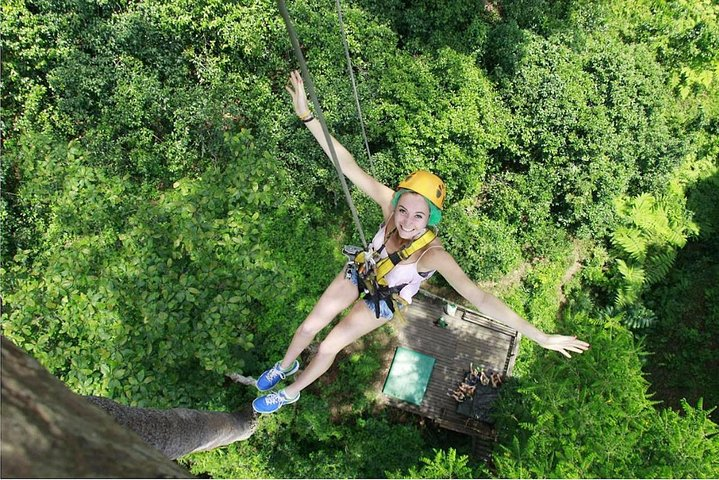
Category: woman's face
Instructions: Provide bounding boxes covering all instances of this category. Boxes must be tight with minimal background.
[394,192,430,239]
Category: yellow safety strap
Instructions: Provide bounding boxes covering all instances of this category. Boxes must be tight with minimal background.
[374,228,436,283]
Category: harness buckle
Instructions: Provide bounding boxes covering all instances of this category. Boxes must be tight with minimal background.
[342,245,363,261]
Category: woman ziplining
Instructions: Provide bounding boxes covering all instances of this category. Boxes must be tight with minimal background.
[251,70,590,414]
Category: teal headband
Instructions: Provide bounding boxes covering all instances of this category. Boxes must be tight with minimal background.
[391,189,442,226]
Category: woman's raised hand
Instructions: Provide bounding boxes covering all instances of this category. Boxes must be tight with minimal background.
[285,70,310,118]
[538,334,590,358]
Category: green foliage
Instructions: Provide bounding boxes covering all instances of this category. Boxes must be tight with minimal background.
[355,0,494,55]
[388,448,474,479]
[370,48,510,202]
[611,303,658,330]
[186,406,429,478]
[2,0,290,186]
[641,399,719,477]
[255,202,346,364]
[487,27,684,236]
[641,165,719,415]
[441,200,522,281]
[682,155,719,243]
[498,246,577,377]
[499,0,577,37]
[609,192,698,320]
[615,0,719,71]
[4,0,719,477]
[492,304,719,478]
[522,253,571,331]
[333,343,384,412]
[2,131,292,407]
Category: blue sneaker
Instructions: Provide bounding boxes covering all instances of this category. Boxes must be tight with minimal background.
[255,360,300,392]
[252,389,300,414]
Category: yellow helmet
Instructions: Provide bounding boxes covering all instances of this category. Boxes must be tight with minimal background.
[397,170,446,210]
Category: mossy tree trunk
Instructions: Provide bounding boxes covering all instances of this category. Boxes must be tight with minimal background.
[1,336,257,478]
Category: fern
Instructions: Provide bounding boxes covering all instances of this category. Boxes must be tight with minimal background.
[621,304,657,329]
[616,259,646,286]
[407,449,473,479]
[628,194,657,224]
[663,229,688,248]
[611,227,647,261]
[609,191,698,328]
[644,248,677,284]
[616,286,641,309]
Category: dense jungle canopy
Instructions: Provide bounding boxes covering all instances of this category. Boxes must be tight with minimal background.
[2,0,718,477]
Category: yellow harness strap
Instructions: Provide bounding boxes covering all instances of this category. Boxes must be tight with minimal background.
[374,228,436,284]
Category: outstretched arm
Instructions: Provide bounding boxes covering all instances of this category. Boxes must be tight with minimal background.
[285,70,395,215]
[421,249,590,358]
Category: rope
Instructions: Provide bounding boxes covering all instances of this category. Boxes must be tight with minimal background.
[277,0,368,248]
[335,0,374,174]
[226,373,257,386]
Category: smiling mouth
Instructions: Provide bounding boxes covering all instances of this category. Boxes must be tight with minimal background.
[399,225,413,233]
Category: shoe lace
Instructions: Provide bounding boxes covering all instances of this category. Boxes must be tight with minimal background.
[264,364,286,382]
[264,392,285,405]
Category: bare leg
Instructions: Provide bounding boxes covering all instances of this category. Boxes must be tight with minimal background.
[284,301,389,398]
[278,270,359,370]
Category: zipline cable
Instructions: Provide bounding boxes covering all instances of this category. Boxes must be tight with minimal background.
[335,0,374,174]
[277,0,368,248]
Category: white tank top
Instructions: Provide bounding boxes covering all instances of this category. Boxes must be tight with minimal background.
[368,220,436,304]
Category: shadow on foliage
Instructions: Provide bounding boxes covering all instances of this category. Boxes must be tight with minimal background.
[354,0,579,72]
[643,168,719,420]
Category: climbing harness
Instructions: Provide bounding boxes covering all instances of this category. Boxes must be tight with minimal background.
[343,227,436,319]
[359,228,436,285]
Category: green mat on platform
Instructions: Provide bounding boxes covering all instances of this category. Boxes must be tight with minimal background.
[382,347,436,405]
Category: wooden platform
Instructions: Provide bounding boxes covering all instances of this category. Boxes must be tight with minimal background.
[384,289,521,451]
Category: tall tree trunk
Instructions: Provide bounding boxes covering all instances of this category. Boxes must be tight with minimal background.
[1,336,257,478]
[84,396,257,460]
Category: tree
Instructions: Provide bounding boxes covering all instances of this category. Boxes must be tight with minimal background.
[85,396,257,461]
[1,336,257,477]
